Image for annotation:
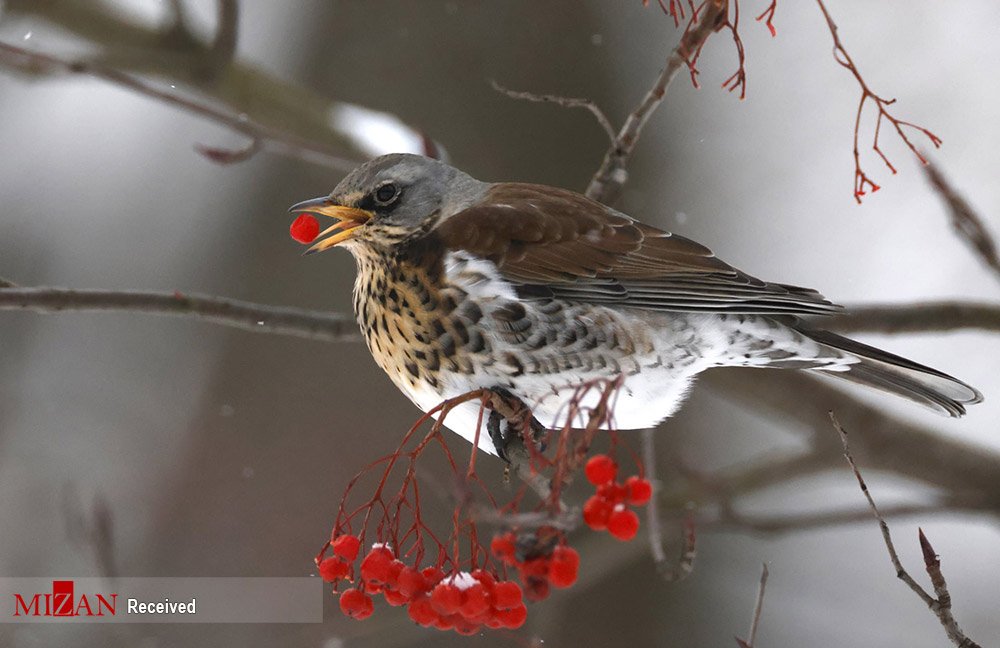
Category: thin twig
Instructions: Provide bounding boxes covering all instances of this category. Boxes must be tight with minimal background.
[643,428,668,565]
[586,0,727,204]
[490,80,617,144]
[815,0,941,202]
[830,412,982,648]
[735,563,769,648]
[206,0,239,78]
[0,41,358,171]
[0,287,360,342]
[826,301,1000,335]
[924,163,1000,283]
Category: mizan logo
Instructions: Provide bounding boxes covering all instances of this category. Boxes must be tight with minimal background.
[13,580,117,617]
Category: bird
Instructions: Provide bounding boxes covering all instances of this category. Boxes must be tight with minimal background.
[290,153,982,456]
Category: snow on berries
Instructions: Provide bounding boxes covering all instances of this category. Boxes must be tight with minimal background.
[319,536,530,633]
[582,453,652,541]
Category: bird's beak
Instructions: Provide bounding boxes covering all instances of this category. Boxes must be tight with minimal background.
[288,197,373,254]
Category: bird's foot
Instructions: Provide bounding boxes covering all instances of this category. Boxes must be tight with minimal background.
[484,387,546,462]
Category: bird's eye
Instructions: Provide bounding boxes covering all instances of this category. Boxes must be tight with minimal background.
[374,183,398,205]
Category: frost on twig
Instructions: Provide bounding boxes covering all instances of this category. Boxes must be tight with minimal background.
[830,413,983,648]
[815,0,942,202]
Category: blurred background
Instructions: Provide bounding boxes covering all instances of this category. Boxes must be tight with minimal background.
[1,1,998,646]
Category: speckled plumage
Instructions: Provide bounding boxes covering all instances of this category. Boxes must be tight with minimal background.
[293,154,982,455]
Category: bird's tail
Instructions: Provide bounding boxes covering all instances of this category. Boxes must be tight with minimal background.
[797,326,983,417]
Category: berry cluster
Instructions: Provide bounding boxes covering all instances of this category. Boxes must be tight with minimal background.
[581,454,653,541]
[490,530,579,601]
[319,535,529,633]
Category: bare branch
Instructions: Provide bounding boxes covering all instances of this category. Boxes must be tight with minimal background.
[643,428,697,581]
[815,0,941,202]
[195,139,262,165]
[586,0,727,204]
[0,41,359,171]
[705,370,1000,509]
[735,563,769,648]
[924,163,1000,283]
[825,301,1000,335]
[831,413,983,648]
[0,287,360,342]
[490,80,617,145]
[206,0,240,78]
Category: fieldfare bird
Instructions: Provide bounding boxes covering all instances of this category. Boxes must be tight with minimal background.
[291,154,982,455]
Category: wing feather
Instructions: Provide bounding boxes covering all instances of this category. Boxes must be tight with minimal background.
[435,183,840,316]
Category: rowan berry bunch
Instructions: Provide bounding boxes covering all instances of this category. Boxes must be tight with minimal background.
[319,537,529,633]
[315,377,654,635]
[582,454,652,541]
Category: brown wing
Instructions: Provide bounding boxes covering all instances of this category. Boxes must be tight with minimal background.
[435,183,840,315]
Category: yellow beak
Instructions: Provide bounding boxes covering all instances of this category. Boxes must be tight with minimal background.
[288,197,373,254]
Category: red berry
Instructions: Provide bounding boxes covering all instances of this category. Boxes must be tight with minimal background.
[459,582,490,618]
[596,481,629,505]
[490,532,516,562]
[470,569,496,588]
[396,565,428,598]
[421,566,445,585]
[383,587,410,607]
[585,454,617,485]
[523,577,550,602]
[454,617,482,635]
[583,494,612,530]
[339,588,374,620]
[360,580,384,595]
[548,546,580,588]
[318,557,350,583]
[492,580,523,610]
[433,612,458,631]
[607,507,640,541]
[407,595,438,627]
[289,213,320,244]
[495,602,528,629]
[331,534,361,562]
[626,476,653,506]
[430,582,463,615]
[519,557,550,580]
[384,559,404,589]
[360,545,394,584]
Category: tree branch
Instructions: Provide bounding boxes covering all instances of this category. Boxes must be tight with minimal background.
[735,563,769,648]
[825,301,1000,335]
[0,287,360,342]
[489,79,617,144]
[924,163,1000,284]
[0,41,358,171]
[831,413,983,648]
[585,0,727,204]
[815,0,941,201]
